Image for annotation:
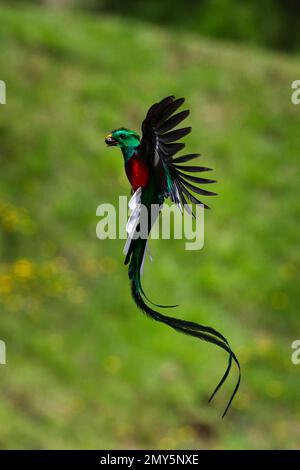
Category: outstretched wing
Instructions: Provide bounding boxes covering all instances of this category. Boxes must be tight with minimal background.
[140,95,217,212]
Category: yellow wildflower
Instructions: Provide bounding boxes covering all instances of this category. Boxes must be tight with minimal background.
[13,259,34,280]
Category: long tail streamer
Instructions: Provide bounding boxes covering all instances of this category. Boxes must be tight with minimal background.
[128,238,241,418]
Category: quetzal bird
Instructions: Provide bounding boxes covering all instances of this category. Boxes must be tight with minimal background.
[105,96,240,417]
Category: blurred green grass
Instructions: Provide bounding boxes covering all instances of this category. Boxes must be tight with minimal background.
[0,4,300,449]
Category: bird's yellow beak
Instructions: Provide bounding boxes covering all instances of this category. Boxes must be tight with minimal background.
[105,134,117,146]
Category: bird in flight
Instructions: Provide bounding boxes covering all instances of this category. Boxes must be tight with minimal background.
[105,96,240,416]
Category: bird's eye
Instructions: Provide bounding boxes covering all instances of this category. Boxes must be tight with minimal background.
[119,133,126,139]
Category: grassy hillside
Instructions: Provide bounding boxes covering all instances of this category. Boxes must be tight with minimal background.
[0,4,299,449]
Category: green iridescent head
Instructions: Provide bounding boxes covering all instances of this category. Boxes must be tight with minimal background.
[105,128,140,148]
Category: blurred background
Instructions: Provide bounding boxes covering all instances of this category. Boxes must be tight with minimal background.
[0,0,299,450]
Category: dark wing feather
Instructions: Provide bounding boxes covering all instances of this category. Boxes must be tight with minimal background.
[176,174,218,196]
[172,153,200,163]
[140,96,216,212]
[156,110,190,133]
[176,172,216,184]
[161,127,191,143]
[172,164,213,172]
[160,142,185,158]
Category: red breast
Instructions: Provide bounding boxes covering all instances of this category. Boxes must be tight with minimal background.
[125,154,150,191]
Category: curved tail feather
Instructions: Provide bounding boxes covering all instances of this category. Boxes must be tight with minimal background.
[128,239,241,417]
